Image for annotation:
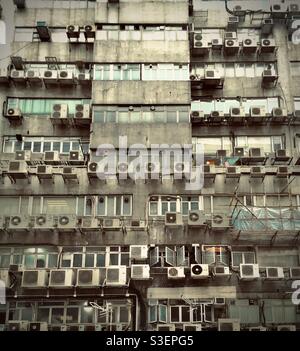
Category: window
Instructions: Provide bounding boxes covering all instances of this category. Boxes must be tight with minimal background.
[231,251,256,267]
[93,105,189,124]
[170,305,191,323]
[149,304,167,323]
[148,196,184,216]
[3,136,85,155]
[235,136,283,154]
[93,195,132,216]
[192,137,232,156]
[202,246,230,266]
[142,64,189,81]
[94,64,140,81]
[6,98,90,116]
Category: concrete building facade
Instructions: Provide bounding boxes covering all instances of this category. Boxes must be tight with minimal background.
[0,0,300,331]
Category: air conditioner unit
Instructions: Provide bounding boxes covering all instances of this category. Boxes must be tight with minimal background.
[229,107,246,122]
[208,110,224,123]
[239,264,260,281]
[8,321,29,331]
[51,103,68,119]
[249,107,267,122]
[213,266,231,276]
[165,212,183,227]
[211,214,231,229]
[188,210,206,227]
[190,110,205,123]
[174,161,190,179]
[29,322,48,331]
[167,267,185,279]
[56,215,77,230]
[76,269,100,287]
[106,266,127,286]
[14,151,31,163]
[250,166,265,178]
[33,215,54,230]
[248,326,267,331]
[66,25,80,39]
[102,218,122,230]
[242,38,258,54]
[234,147,245,157]
[43,151,60,163]
[21,270,48,288]
[262,69,277,83]
[84,24,96,39]
[26,69,42,84]
[270,3,287,18]
[74,104,90,119]
[7,161,28,179]
[203,164,216,178]
[290,267,300,278]
[249,148,262,157]
[131,264,150,280]
[130,245,148,260]
[190,264,209,279]
[144,161,160,179]
[10,69,25,82]
[275,149,288,158]
[36,165,52,177]
[276,166,289,177]
[211,38,223,49]
[288,3,300,15]
[43,70,58,84]
[226,166,241,179]
[5,107,22,121]
[68,151,83,163]
[76,72,91,84]
[260,38,276,54]
[58,70,74,85]
[49,269,74,288]
[0,269,10,287]
[218,319,240,331]
[183,324,202,331]
[224,32,237,39]
[203,70,221,86]
[265,267,284,280]
[261,18,274,35]
[271,107,288,122]
[277,325,296,331]
[227,16,239,31]
[80,217,99,230]
[8,215,29,230]
[193,34,210,55]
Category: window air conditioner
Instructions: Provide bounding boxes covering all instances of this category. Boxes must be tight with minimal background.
[5,107,22,121]
[49,269,74,288]
[76,269,100,287]
[43,70,58,84]
[26,69,42,84]
[211,213,231,229]
[43,151,60,163]
[10,69,26,82]
[239,264,260,281]
[165,212,183,227]
[56,215,77,230]
[218,319,240,331]
[131,264,150,280]
[105,266,127,286]
[265,267,284,280]
[212,266,231,276]
[188,210,206,227]
[21,270,48,288]
[190,264,209,279]
[167,267,185,279]
[129,245,148,260]
[33,215,54,230]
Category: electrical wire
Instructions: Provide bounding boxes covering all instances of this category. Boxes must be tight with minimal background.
[0,42,33,63]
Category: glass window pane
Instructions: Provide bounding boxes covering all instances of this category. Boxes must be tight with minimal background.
[51,308,64,324]
[181,306,190,322]
[80,307,94,323]
[96,253,105,267]
[85,254,95,268]
[66,308,79,324]
[170,306,180,322]
[73,254,83,268]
